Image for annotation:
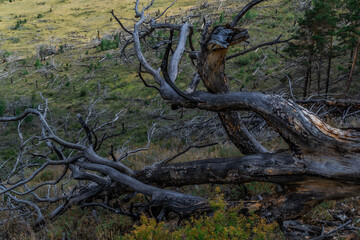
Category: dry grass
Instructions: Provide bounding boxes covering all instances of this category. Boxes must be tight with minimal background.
[0,0,196,56]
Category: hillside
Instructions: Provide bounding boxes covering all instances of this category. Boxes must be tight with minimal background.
[0,0,197,55]
[0,0,296,146]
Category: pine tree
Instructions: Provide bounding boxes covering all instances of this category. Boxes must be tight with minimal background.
[339,0,360,94]
[286,0,341,98]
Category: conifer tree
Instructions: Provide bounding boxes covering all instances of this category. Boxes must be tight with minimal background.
[340,0,360,93]
[286,0,341,98]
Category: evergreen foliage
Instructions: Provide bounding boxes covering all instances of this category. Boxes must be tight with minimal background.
[286,0,360,97]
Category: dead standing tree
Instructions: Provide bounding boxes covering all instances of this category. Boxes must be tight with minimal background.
[0,0,360,228]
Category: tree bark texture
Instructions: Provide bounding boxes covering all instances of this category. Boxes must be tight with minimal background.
[197,26,268,155]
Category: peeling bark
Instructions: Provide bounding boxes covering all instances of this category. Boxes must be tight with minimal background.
[197,26,268,154]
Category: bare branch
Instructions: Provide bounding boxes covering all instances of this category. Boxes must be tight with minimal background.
[0,163,48,195]
[310,220,352,240]
[151,0,177,22]
[77,114,93,146]
[138,64,160,91]
[81,203,138,219]
[296,99,360,110]
[0,109,85,150]
[226,35,292,60]
[230,0,266,28]
[155,142,218,166]
[110,10,133,35]
[168,23,190,82]
[133,10,163,84]
[117,124,156,161]
[186,74,201,93]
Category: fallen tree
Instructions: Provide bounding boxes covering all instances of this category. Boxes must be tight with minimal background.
[123,0,360,220]
[0,0,359,230]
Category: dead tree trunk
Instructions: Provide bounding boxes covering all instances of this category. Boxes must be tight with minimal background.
[303,55,312,98]
[197,26,268,154]
[325,36,333,98]
[346,36,360,94]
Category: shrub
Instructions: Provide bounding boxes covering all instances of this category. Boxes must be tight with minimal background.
[244,10,257,20]
[34,59,43,68]
[79,90,87,97]
[11,19,27,30]
[214,12,226,26]
[3,51,11,58]
[99,38,119,51]
[37,169,54,181]
[11,37,19,43]
[123,193,282,240]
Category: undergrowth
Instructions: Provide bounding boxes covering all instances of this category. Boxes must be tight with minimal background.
[122,191,282,240]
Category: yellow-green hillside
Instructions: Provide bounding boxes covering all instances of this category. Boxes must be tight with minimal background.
[0,0,196,56]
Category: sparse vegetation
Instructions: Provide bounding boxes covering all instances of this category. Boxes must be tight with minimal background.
[123,193,282,240]
[99,38,119,51]
[34,59,43,68]
[11,19,27,30]
[11,37,19,43]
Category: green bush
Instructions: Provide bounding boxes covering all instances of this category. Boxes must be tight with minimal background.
[3,51,11,58]
[99,38,119,51]
[34,59,43,68]
[214,12,226,26]
[11,19,27,30]
[11,37,20,43]
[79,89,87,97]
[123,193,282,240]
[38,169,54,181]
[244,10,257,20]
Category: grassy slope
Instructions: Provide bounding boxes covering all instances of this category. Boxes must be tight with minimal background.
[0,0,195,55]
